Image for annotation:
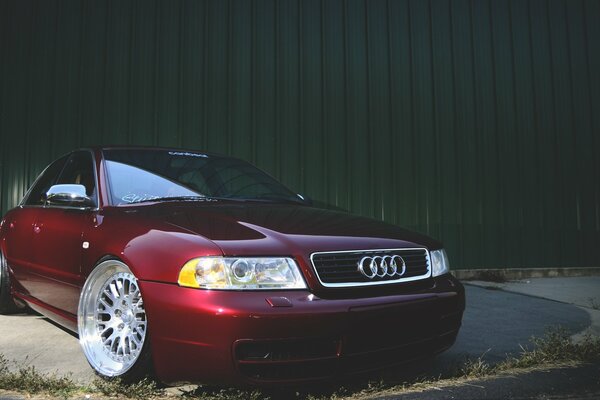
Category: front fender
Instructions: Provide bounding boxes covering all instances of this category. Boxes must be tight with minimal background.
[82,211,223,283]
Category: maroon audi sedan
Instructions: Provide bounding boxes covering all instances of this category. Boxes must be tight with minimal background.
[0,147,464,385]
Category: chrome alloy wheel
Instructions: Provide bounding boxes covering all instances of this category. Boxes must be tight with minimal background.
[78,260,147,377]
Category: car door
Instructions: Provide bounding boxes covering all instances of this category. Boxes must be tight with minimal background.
[5,155,68,297]
[28,150,99,315]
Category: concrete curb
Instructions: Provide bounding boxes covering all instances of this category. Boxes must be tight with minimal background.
[453,267,600,281]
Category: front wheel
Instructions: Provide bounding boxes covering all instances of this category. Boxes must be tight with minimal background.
[0,251,23,314]
[78,259,153,382]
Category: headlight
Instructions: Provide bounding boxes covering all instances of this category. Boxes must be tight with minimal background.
[430,249,450,277]
[178,257,307,290]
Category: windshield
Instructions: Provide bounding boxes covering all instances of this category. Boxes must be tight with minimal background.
[103,149,302,205]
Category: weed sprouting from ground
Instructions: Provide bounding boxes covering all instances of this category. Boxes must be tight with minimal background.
[589,297,600,310]
[0,355,6,376]
[459,354,494,377]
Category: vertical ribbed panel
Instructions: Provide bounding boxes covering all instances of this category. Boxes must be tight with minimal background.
[0,0,598,269]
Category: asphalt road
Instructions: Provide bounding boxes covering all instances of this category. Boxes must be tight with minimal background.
[0,277,598,386]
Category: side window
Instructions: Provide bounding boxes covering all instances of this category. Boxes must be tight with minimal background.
[56,151,97,203]
[24,156,69,206]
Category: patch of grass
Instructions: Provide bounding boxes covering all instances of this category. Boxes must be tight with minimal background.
[0,354,79,398]
[0,354,164,399]
[498,328,600,370]
[457,328,600,381]
[179,386,267,400]
[92,377,165,399]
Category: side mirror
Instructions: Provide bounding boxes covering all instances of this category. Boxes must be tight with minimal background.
[45,184,95,207]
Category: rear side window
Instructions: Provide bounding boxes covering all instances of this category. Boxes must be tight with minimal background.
[56,151,97,202]
[24,156,68,206]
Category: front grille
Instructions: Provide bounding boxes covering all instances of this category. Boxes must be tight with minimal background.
[311,248,430,287]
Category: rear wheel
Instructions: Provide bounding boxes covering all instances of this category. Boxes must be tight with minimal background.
[78,259,153,382]
[0,251,22,314]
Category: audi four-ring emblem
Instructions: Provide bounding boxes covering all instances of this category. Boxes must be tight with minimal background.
[357,255,406,279]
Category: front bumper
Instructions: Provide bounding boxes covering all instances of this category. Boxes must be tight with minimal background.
[139,274,465,385]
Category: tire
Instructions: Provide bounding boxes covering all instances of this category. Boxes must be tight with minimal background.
[0,251,22,314]
[78,258,153,382]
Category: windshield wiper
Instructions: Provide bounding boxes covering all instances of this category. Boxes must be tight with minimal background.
[256,194,307,204]
[129,195,210,204]
[216,194,306,205]
[128,194,305,205]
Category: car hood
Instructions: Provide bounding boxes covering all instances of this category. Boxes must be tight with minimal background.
[148,202,441,256]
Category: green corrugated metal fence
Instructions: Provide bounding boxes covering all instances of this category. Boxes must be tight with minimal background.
[1,0,599,269]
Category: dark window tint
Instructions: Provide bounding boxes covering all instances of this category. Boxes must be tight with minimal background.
[56,151,97,202]
[105,160,200,204]
[24,156,69,205]
[103,149,301,205]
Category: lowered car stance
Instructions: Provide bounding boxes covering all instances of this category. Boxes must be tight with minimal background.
[0,147,465,385]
